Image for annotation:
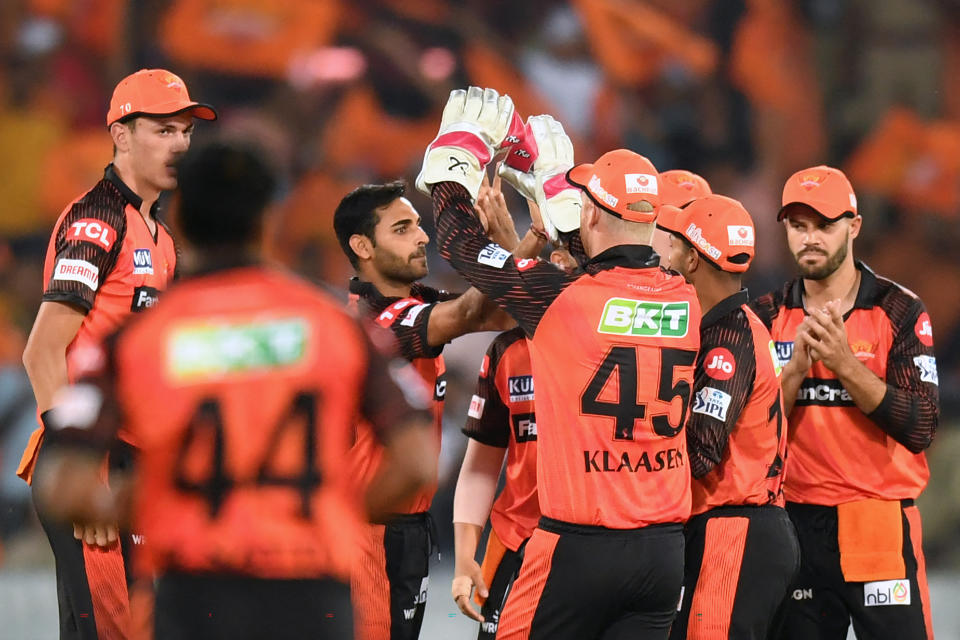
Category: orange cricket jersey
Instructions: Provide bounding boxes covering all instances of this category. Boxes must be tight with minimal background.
[687,291,787,516]
[346,279,449,514]
[529,258,701,528]
[18,164,177,481]
[462,327,540,551]
[750,263,939,505]
[80,266,411,580]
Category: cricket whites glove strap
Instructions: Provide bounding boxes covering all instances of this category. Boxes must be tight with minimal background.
[416,86,525,201]
[499,115,582,242]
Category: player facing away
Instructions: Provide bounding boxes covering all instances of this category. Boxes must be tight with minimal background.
[19,68,215,640]
[654,195,799,640]
[750,166,939,640]
[418,86,701,640]
[333,181,512,640]
[32,142,438,640]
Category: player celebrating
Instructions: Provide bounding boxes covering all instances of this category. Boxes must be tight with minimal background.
[655,195,799,639]
[32,142,438,640]
[333,181,512,640]
[19,68,215,640]
[419,87,701,639]
[751,166,939,640]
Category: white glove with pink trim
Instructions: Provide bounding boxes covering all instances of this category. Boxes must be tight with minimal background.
[498,115,581,242]
[416,86,525,201]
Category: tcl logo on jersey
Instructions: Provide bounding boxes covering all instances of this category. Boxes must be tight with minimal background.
[508,375,534,402]
[435,374,447,400]
[131,285,160,312]
[864,580,910,607]
[795,378,854,407]
[913,355,938,385]
[133,248,153,275]
[53,259,99,291]
[598,298,689,338]
[704,348,736,380]
[692,386,732,422]
[775,341,794,368]
[468,394,485,419]
[915,312,933,347]
[68,219,116,250]
[512,412,537,442]
[400,303,430,328]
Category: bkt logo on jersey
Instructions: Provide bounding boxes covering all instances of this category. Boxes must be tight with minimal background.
[508,375,534,402]
[132,248,153,274]
[775,341,794,367]
[598,298,689,338]
[512,412,537,442]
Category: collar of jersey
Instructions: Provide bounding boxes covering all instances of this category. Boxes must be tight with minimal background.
[585,244,659,273]
[702,289,750,329]
[787,260,878,311]
[104,164,161,218]
[348,277,442,307]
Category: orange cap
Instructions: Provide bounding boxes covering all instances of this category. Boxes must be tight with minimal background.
[107,69,217,127]
[659,169,711,207]
[778,165,857,221]
[566,149,660,223]
[656,194,755,273]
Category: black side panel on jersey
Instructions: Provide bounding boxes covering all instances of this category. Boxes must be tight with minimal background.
[462,327,526,448]
[43,179,129,312]
[687,303,757,479]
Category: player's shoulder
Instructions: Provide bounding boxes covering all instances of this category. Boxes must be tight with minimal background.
[486,326,528,366]
[862,263,926,326]
[747,280,796,329]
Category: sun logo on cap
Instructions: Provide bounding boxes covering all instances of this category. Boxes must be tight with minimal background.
[160,72,184,90]
[799,174,823,190]
[667,172,696,190]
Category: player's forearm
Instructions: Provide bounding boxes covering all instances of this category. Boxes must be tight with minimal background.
[513,229,547,260]
[832,356,887,415]
[867,386,938,453]
[453,522,483,575]
[365,420,437,520]
[22,337,69,413]
[780,358,808,417]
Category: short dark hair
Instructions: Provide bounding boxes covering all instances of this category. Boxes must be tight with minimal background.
[333,180,406,268]
[176,142,276,249]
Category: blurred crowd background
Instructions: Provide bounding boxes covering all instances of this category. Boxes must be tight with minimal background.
[1,0,959,590]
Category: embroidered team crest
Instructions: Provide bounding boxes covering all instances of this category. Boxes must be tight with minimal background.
[799,174,824,190]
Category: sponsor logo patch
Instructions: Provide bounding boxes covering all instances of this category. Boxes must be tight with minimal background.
[468,394,485,419]
[598,298,690,338]
[512,412,537,442]
[67,219,116,250]
[133,248,153,274]
[479,354,490,378]
[914,355,938,385]
[515,257,537,271]
[131,285,160,311]
[377,298,417,328]
[692,386,732,422]
[704,347,736,380]
[435,374,447,400]
[400,303,430,327]
[768,341,783,377]
[53,258,99,291]
[795,378,854,407]
[775,341,794,367]
[508,375,534,402]
[792,588,813,601]
[685,223,722,260]
[588,174,619,208]
[478,243,511,268]
[727,225,754,247]
[624,173,658,195]
[864,579,910,607]
[915,312,934,347]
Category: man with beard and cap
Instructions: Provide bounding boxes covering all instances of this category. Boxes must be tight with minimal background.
[19,68,216,640]
[654,195,798,640]
[750,166,940,640]
[333,180,512,640]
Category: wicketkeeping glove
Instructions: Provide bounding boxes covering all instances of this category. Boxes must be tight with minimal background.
[416,86,524,201]
[498,115,581,242]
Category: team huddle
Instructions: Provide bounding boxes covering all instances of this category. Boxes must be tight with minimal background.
[20,70,939,640]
